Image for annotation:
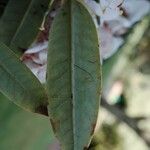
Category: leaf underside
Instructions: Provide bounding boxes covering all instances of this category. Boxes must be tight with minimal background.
[47,0,101,149]
[0,43,48,115]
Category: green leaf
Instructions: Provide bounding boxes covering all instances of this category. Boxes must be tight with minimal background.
[47,0,101,149]
[0,0,9,18]
[0,92,54,150]
[0,43,48,115]
[0,0,31,45]
[10,0,50,54]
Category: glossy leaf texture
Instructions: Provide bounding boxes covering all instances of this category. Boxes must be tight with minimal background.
[10,0,50,54]
[0,0,31,46]
[0,43,48,115]
[47,0,101,149]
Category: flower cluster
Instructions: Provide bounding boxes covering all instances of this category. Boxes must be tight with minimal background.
[84,0,150,59]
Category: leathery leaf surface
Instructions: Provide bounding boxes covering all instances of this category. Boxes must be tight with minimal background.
[0,43,48,115]
[47,0,101,149]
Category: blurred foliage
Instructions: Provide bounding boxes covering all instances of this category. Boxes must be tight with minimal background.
[102,15,150,88]
[89,124,122,150]
[90,15,150,150]
[135,26,150,75]
[0,92,54,150]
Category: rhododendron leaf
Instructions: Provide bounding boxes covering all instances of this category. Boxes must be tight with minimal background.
[0,0,31,46]
[0,43,48,115]
[47,0,101,149]
[10,0,51,55]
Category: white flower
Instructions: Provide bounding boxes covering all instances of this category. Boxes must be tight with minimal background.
[100,0,124,22]
[25,41,48,54]
[22,59,47,83]
[122,0,150,25]
[22,41,48,83]
[107,16,130,35]
[84,0,124,25]
[107,0,150,35]
[99,26,123,59]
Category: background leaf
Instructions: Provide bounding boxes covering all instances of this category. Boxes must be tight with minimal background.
[47,0,101,149]
[0,0,9,18]
[0,92,54,150]
[10,0,51,54]
[0,43,48,115]
[0,0,31,46]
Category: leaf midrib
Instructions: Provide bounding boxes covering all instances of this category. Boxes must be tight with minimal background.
[70,0,76,148]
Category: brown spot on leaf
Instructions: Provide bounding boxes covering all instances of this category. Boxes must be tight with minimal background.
[91,123,96,135]
[50,119,60,133]
[84,146,88,150]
